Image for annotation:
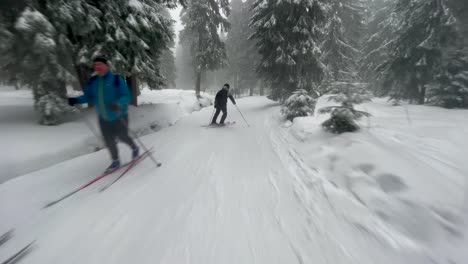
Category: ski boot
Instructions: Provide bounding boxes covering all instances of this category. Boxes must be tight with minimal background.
[105,159,121,173]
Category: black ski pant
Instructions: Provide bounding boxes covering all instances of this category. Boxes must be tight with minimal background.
[99,115,137,161]
[212,105,227,124]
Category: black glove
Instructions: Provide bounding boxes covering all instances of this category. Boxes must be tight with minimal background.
[68,97,78,106]
[108,103,120,112]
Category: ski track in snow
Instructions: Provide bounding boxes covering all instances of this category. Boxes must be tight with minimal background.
[0,97,443,263]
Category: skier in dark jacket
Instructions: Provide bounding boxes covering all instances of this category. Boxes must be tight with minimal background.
[211,83,236,126]
[68,57,139,172]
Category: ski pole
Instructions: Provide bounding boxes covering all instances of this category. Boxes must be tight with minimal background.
[235,104,250,127]
[119,118,162,167]
[76,109,104,150]
[208,108,216,126]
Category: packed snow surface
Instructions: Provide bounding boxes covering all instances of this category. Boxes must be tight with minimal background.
[1,92,467,263]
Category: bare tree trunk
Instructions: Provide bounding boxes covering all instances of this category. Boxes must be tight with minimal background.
[448,0,468,38]
[419,85,426,105]
[195,71,201,98]
[75,64,91,89]
[126,75,139,106]
[235,73,240,98]
[195,30,203,98]
[234,72,238,98]
[74,63,94,107]
[260,79,265,96]
[201,71,206,92]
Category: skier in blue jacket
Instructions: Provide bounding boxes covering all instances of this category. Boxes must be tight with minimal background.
[68,57,139,172]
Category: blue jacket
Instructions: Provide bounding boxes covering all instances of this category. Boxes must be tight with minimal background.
[76,71,131,121]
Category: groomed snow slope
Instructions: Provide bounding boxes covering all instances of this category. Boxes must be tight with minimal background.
[1,96,466,263]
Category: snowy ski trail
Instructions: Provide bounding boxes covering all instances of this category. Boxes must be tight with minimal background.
[0,97,435,264]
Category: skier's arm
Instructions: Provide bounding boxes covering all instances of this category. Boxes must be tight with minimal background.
[74,81,93,104]
[228,94,236,105]
[214,91,219,108]
[116,76,131,106]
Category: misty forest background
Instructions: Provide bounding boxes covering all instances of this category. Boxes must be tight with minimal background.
[0,0,467,125]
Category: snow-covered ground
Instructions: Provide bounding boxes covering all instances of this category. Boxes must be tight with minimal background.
[284,97,468,263]
[0,87,212,183]
[1,92,467,263]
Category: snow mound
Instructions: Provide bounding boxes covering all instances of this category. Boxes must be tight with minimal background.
[281,96,468,262]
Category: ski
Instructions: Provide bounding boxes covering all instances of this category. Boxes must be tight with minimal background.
[1,241,35,264]
[43,148,153,209]
[99,150,152,192]
[204,121,236,128]
[0,230,13,247]
[221,121,236,126]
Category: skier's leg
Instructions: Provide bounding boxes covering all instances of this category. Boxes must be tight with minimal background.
[212,108,222,123]
[115,115,137,150]
[220,106,228,124]
[99,118,119,161]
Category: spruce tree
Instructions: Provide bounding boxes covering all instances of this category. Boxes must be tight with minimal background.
[175,41,195,89]
[427,40,468,108]
[160,49,177,88]
[226,0,259,96]
[447,0,468,39]
[159,8,177,89]
[320,82,372,133]
[376,0,457,104]
[250,0,327,101]
[180,0,230,97]
[10,7,76,125]
[0,0,187,124]
[75,0,177,104]
[321,0,364,82]
[359,0,397,87]
[281,89,316,121]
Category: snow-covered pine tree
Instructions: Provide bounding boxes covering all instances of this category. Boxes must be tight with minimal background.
[175,40,195,89]
[0,0,186,124]
[376,0,457,104]
[321,0,364,83]
[319,0,365,97]
[319,82,371,133]
[281,89,316,121]
[359,0,397,87]
[249,0,327,101]
[159,8,177,89]
[428,0,468,108]
[159,0,187,8]
[447,0,468,40]
[199,31,229,94]
[427,41,468,108]
[0,21,11,84]
[160,48,177,88]
[0,0,26,86]
[362,0,386,18]
[180,0,230,97]
[226,0,259,96]
[75,0,177,103]
[11,7,76,125]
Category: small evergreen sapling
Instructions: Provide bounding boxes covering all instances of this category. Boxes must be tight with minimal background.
[281,89,316,121]
[319,82,372,133]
